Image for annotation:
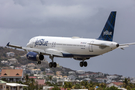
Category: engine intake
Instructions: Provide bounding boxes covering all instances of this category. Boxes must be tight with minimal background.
[26,52,44,61]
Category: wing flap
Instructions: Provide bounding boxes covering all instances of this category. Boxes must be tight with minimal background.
[45,49,63,57]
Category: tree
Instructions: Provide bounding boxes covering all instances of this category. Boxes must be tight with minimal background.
[26,74,29,82]
[49,76,53,83]
[123,78,130,88]
[105,86,119,90]
[74,84,81,89]
[52,85,60,90]
[64,82,72,89]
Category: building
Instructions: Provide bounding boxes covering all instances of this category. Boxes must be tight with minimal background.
[6,52,15,57]
[15,67,23,69]
[20,65,26,70]
[1,69,24,82]
[96,78,107,83]
[0,80,6,90]
[76,70,85,74]
[31,69,41,74]
[27,63,35,67]
[35,79,45,85]
[107,75,118,80]
[1,60,9,65]
[107,82,123,88]
[8,58,18,65]
[6,83,28,90]
[56,71,62,76]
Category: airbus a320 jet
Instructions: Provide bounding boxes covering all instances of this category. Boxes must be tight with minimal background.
[7,11,135,68]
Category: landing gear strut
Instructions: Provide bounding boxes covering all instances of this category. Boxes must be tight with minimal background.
[80,61,87,67]
[49,55,57,68]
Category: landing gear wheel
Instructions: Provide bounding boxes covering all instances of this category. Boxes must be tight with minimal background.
[84,61,87,67]
[49,62,53,68]
[53,62,57,68]
[37,61,41,64]
[80,62,83,67]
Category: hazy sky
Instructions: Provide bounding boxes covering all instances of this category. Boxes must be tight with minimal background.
[0,0,135,77]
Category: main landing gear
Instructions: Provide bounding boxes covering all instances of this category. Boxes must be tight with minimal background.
[37,61,41,64]
[80,61,88,67]
[49,55,57,68]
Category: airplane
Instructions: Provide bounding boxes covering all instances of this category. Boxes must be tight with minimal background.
[7,11,135,68]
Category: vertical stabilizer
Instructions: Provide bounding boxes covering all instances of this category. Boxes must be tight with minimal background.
[98,11,116,41]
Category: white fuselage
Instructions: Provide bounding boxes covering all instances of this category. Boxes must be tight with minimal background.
[26,36,118,60]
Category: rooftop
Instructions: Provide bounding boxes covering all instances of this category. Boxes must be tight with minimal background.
[35,79,45,85]
[1,69,23,77]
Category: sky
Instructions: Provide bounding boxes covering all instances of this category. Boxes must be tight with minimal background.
[0,0,135,77]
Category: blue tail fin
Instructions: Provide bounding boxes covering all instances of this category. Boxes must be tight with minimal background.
[98,11,116,41]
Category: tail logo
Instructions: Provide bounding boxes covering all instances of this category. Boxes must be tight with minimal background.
[103,30,112,36]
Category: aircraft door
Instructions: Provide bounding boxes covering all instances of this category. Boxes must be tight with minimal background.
[89,41,94,52]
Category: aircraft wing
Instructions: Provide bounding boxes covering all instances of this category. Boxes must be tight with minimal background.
[118,42,135,49]
[7,42,45,53]
[7,42,63,57]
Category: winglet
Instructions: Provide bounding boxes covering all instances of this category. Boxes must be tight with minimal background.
[7,42,10,46]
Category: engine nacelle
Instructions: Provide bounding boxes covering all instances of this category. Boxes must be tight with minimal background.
[26,52,44,61]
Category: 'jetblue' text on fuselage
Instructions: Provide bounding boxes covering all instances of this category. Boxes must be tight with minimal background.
[35,39,48,46]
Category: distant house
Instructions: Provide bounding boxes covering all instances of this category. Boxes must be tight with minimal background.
[45,68,51,73]
[98,72,104,77]
[89,73,99,78]
[46,73,54,76]
[78,73,90,78]
[6,52,15,57]
[68,71,76,75]
[2,67,12,70]
[107,82,123,88]
[20,55,26,59]
[107,75,118,80]
[27,63,35,67]
[35,79,45,85]
[96,78,107,83]
[8,58,18,65]
[1,69,24,82]
[29,76,37,79]
[15,67,23,69]
[31,69,41,74]
[67,75,76,80]
[76,70,85,74]
[56,71,62,76]
[21,65,26,70]
[0,80,6,90]
[1,60,9,65]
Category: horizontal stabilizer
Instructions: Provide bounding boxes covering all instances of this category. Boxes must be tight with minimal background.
[118,42,135,49]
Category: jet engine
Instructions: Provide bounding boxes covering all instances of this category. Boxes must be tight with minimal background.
[26,52,44,61]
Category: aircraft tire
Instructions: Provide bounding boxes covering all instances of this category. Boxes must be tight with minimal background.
[53,62,57,68]
[80,62,83,67]
[37,61,41,64]
[84,61,87,67]
[49,62,53,68]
